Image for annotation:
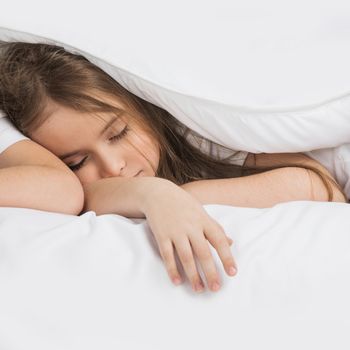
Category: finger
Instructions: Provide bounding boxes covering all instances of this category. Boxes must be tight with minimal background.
[158,239,183,286]
[190,237,222,292]
[209,221,233,246]
[205,223,237,277]
[173,238,205,293]
[227,236,234,246]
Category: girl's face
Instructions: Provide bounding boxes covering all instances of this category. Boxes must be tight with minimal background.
[30,99,160,186]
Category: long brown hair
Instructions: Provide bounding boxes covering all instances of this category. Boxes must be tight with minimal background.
[0,41,345,201]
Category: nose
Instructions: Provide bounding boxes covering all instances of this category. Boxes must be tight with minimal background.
[99,155,126,179]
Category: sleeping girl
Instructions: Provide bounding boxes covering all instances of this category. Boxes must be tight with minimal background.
[0,41,347,293]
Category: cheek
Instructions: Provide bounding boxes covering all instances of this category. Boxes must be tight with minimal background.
[147,140,160,168]
[132,140,159,170]
[130,132,160,162]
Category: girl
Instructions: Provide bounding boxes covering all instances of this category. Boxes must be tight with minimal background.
[0,41,346,293]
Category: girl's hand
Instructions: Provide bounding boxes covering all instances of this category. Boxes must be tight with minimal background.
[141,180,237,293]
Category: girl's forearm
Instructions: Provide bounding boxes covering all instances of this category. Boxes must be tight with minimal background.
[0,165,84,214]
[82,176,174,217]
[181,167,347,208]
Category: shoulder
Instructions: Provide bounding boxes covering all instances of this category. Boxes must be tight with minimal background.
[0,138,71,170]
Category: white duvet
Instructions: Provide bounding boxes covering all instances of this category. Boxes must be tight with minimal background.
[1,201,349,350]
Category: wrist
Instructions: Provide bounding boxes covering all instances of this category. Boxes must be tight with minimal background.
[139,177,176,214]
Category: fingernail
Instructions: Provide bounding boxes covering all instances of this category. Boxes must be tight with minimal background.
[194,282,204,293]
[173,277,182,285]
[211,282,220,291]
[228,266,237,276]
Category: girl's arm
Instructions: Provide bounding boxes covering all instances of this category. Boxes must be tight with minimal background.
[0,140,84,214]
[82,176,168,217]
[181,153,347,207]
[83,176,236,293]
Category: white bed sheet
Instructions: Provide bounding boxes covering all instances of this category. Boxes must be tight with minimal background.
[1,201,349,350]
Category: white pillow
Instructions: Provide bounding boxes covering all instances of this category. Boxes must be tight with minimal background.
[1,0,350,152]
[0,117,28,154]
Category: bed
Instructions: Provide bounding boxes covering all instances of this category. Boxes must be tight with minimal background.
[1,1,350,349]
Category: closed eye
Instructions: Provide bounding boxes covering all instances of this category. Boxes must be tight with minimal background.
[68,126,129,172]
[109,125,129,142]
[68,156,88,171]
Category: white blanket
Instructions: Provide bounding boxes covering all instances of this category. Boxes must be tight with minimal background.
[1,201,350,350]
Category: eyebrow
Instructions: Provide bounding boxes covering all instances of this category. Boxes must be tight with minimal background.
[59,116,119,160]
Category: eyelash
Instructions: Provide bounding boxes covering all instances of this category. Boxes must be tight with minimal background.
[68,126,129,172]
[108,125,129,143]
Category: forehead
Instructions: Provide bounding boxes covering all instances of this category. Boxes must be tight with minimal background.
[51,92,132,124]
[30,103,120,153]
[44,104,113,133]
